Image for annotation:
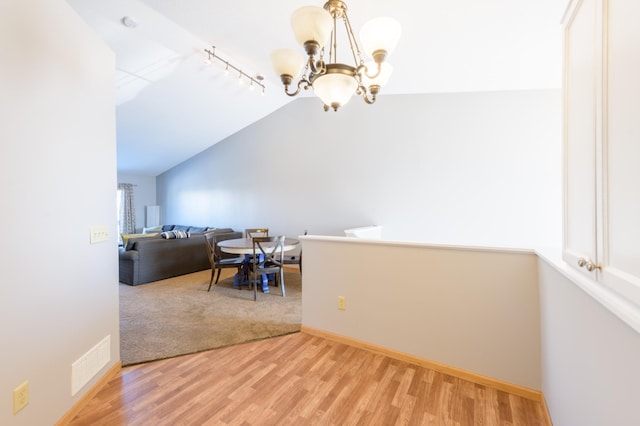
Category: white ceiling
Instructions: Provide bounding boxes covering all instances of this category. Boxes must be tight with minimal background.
[66,0,567,176]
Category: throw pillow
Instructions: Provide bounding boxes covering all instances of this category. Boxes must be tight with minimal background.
[173,225,190,231]
[160,230,189,239]
[121,232,158,248]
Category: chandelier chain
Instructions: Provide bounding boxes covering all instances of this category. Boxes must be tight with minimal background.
[330,15,337,63]
[342,13,363,67]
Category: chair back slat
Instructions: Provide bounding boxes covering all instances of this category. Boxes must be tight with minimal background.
[204,231,244,291]
[249,235,287,300]
[204,233,214,262]
[204,232,225,263]
[252,235,285,269]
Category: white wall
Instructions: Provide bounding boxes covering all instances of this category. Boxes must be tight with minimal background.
[157,90,561,250]
[0,1,119,424]
[538,257,640,426]
[301,237,542,390]
[299,237,640,423]
[117,173,157,232]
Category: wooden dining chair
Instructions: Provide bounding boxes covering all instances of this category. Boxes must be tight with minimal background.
[281,230,307,273]
[204,232,245,291]
[244,228,269,238]
[244,228,269,265]
[249,235,285,301]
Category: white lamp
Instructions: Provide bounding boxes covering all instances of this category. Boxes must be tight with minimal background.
[270,49,305,80]
[291,6,333,50]
[312,64,359,111]
[359,17,402,63]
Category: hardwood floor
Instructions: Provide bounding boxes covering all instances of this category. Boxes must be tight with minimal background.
[67,332,549,425]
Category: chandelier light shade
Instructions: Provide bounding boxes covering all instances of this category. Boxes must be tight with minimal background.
[271,0,401,111]
[290,6,333,50]
[270,49,305,79]
[359,17,402,61]
[312,64,359,110]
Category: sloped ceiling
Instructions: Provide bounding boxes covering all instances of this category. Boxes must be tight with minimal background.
[67,0,567,176]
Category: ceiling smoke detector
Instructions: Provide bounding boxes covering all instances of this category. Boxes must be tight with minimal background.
[121,16,138,28]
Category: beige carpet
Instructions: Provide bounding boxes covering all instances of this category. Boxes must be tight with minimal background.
[119,268,301,366]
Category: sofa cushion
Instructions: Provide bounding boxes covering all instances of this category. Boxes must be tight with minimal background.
[161,230,189,239]
[187,226,207,234]
[208,227,234,234]
[143,225,163,234]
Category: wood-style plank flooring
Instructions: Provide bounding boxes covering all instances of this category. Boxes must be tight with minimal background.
[67,332,549,425]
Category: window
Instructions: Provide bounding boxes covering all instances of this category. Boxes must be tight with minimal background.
[117,183,136,243]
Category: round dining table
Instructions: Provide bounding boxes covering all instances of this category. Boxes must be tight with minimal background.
[217,237,299,293]
[217,237,299,255]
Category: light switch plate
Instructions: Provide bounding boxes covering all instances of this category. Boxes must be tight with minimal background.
[90,225,109,244]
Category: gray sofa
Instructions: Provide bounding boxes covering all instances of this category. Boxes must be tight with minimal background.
[119,226,242,285]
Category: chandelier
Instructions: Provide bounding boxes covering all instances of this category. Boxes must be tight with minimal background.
[270,0,401,111]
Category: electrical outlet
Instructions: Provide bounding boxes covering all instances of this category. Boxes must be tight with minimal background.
[338,296,346,310]
[13,381,29,414]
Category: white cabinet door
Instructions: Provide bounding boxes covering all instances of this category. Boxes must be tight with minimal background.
[600,0,640,305]
[563,0,600,279]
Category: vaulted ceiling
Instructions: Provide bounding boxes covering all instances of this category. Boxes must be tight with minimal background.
[67,0,567,176]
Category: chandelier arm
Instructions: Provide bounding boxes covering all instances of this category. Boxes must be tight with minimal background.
[359,62,383,80]
[309,59,318,74]
[317,48,327,75]
[361,90,377,104]
[357,80,379,105]
[303,58,322,86]
[283,85,302,97]
[283,76,312,97]
[302,41,327,76]
[309,57,327,76]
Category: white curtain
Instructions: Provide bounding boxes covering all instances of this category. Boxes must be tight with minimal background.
[118,183,136,235]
